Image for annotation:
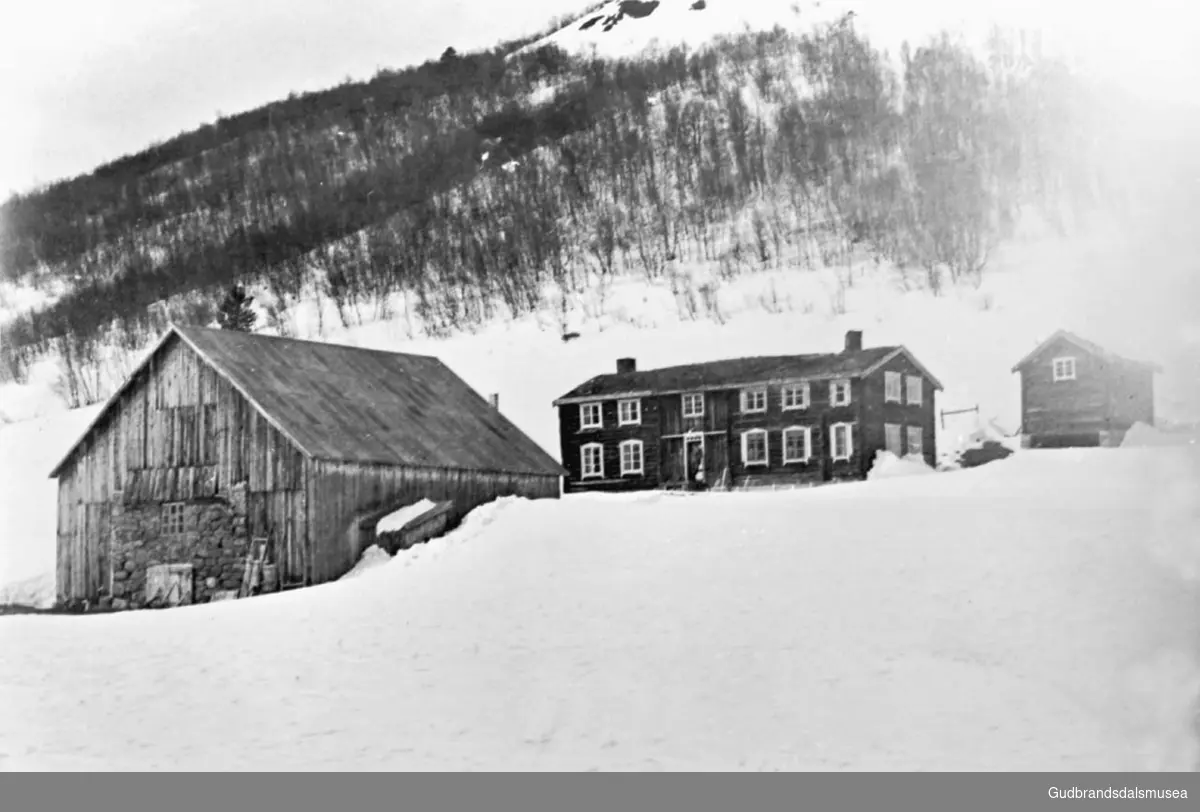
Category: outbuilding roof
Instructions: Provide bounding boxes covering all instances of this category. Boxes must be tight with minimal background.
[1009,329,1163,374]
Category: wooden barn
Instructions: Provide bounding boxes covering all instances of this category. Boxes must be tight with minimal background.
[49,325,564,609]
[1011,329,1162,449]
[552,330,943,493]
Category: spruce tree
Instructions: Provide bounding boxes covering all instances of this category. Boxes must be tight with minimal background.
[216,283,257,332]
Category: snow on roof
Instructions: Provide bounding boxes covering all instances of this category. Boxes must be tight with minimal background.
[376,499,438,536]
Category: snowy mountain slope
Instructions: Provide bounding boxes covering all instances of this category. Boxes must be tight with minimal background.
[2,445,1198,770]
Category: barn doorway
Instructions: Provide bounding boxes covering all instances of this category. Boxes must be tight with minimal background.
[684,432,705,486]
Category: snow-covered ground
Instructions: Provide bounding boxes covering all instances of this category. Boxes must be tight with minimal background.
[1,444,1198,771]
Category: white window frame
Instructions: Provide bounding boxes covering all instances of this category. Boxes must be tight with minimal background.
[741,428,769,467]
[579,402,602,429]
[1052,356,1076,382]
[884,423,903,456]
[781,382,810,411]
[831,422,854,462]
[906,425,924,457]
[781,426,813,464]
[619,439,644,476]
[906,375,923,405]
[581,443,604,479]
[163,501,186,536]
[682,392,705,418]
[884,371,902,403]
[740,387,767,414]
[617,398,641,426]
[830,378,852,407]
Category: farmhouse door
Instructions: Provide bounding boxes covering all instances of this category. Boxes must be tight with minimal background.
[684,433,705,487]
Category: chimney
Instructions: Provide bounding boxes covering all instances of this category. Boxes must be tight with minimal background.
[616,358,637,374]
[488,393,499,410]
[844,330,863,353]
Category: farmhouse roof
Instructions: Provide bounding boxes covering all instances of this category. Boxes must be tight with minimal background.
[552,346,943,405]
[50,325,566,479]
[1009,329,1163,374]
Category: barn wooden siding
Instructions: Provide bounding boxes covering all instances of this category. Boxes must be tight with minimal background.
[306,461,562,583]
[55,338,309,602]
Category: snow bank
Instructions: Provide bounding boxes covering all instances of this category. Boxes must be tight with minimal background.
[338,545,394,581]
[376,498,437,535]
[1122,422,1196,448]
[2,448,1198,771]
[0,406,101,606]
[867,450,936,480]
[0,572,55,609]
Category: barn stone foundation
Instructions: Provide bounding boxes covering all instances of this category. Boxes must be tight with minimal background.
[110,487,250,608]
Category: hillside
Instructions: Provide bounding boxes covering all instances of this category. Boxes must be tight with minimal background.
[0,0,1128,417]
[3,446,1199,770]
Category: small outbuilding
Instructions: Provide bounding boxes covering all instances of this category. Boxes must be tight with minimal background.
[49,325,564,608]
[1011,329,1162,449]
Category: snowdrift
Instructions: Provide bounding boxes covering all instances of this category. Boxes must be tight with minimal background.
[1,445,1198,771]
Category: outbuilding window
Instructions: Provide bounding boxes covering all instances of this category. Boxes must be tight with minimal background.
[162,502,186,536]
[1052,357,1076,382]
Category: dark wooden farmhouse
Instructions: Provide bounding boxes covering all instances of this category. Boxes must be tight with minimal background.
[1011,329,1162,449]
[553,330,943,493]
[49,325,564,608]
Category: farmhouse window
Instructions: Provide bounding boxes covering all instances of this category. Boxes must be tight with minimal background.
[580,402,602,429]
[740,388,767,413]
[781,383,809,410]
[682,393,705,418]
[581,443,604,479]
[162,502,186,537]
[1052,357,1076,382]
[741,429,768,467]
[907,426,924,456]
[782,427,812,463]
[885,423,903,456]
[830,379,852,407]
[618,399,641,426]
[884,372,902,403]
[831,422,854,461]
[619,440,644,476]
[906,375,923,405]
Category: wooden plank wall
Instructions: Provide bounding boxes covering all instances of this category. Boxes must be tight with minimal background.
[56,336,310,602]
[306,462,561,585]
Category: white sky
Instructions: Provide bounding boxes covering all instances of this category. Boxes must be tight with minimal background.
[1,0,1197,197]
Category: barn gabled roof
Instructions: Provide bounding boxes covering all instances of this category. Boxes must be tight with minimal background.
[49,325,566,479]
[1009,329,1164,374]
[552,346,943,405]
